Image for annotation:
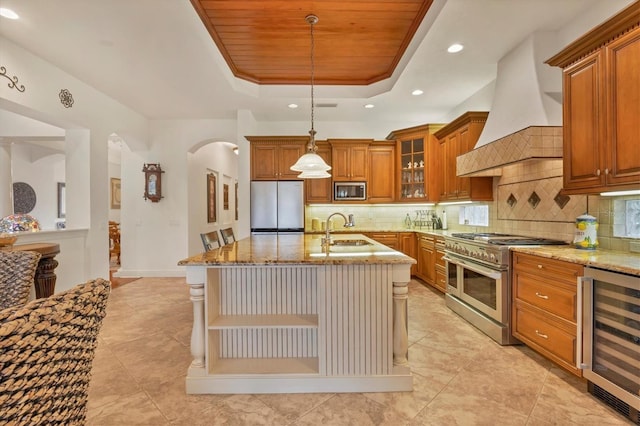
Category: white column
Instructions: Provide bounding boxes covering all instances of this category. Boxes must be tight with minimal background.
[0,142,12,219]
[189,282,205,368]
[392,280,409,366]
[186,266,206,370]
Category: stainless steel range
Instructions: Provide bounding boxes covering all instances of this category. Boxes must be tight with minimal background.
[443,232,567,345]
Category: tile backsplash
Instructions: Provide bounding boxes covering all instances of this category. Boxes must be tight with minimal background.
[305,159,637,252]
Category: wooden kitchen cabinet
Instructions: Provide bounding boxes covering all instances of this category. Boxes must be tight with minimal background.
[434,112,493,202]
[399,232,417,275]
[329,139,370,182]
[247,136,307,180]
[304,142,332,203]
[546,3,640,194]
[368,143,396,202]
[386,124,443,202]
[511,251,584,376]
[416,233,437,287]
[365,232,399,250]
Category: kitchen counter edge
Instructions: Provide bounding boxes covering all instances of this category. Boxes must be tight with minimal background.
[510,246,640,276]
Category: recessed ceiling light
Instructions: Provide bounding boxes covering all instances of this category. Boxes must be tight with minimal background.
[411,89,423,96]
[447,43,464,53]
[287,103,298,109]
[364,104,375,109]
[0,8,19,19]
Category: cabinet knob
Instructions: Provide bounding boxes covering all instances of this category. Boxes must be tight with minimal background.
[537,264,543,269]
[535,330,549,339]
[535,292,549,300]
[596,169,601,176]
[604,168,609,175]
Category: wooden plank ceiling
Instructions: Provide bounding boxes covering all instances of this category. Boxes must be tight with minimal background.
[190,0,434,85]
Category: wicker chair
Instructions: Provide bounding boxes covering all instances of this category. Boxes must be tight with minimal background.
[0,250,41,310]
[0,278,111,425]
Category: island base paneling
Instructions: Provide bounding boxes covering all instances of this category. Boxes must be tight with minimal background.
[185,262,412,394]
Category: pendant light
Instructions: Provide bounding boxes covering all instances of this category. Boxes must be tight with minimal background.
[290,14,332,179]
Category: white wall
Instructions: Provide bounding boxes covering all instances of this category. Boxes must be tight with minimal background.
[1,35,148,290]
[10,144,65,230]
[187,142,239,256]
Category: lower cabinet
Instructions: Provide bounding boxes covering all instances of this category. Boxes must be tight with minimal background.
[399,233,417,275]
[511,251,584,376]
[365,232,399,250]
[416,233,437,287]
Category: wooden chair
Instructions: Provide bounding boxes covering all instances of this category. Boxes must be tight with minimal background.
[109,221,121,265]
[200,231,221,251]
[0,250,41,310]
[220,227,235,245]
[0,278,110,425]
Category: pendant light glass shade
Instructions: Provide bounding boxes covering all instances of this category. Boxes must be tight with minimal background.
[290,151,332,173]
[289,14,331,179]
[297,168,331,179]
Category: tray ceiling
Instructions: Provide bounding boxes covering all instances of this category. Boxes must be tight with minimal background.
[189,0,434,85]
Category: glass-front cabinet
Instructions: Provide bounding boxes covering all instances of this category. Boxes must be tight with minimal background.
[386,123,444,202]
[400,138,426,199]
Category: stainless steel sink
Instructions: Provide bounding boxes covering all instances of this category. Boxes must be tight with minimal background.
[330,239,372,246]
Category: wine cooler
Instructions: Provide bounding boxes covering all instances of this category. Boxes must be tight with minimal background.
[581,267,639,424]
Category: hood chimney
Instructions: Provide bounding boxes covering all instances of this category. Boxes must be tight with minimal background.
[457,32,565,176]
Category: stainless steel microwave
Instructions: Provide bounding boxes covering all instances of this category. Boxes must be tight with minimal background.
[334,182,366,201]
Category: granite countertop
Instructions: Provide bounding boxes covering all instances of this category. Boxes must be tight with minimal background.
[510,246,640,276]
[178,233,416,266]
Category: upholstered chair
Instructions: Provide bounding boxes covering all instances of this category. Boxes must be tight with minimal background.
[200,231,221,251]
[220,227,236,245]
[0,250,41,310]
[0,278,111,425]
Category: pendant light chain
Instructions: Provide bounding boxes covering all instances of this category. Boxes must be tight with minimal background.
[310,15,315,139]
[307,14,318,153]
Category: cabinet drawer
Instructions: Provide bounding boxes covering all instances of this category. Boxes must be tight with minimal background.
[514,273,577,322]
[512,252,583,285]
[513,304,576,367]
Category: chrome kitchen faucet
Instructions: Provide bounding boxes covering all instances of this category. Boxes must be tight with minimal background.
[323,213,355,246]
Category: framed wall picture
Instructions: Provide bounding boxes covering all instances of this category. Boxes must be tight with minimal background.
[235,181,238,220]
[110,178,121,209]
[57,182,66,218]
[207,173,217,223]
[223,184,229,210]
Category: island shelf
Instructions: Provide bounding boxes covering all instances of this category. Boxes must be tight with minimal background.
[179,234,415,394]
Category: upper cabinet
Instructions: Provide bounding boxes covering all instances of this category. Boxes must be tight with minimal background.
[368,142,396,203]
[434,112,493,202]
[329,139,370,181]
[546,2,640,194]
[304,141,332,203]
[387,124,444,202]
[247,136,307,180]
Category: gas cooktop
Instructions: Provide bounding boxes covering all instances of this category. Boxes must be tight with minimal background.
[450,233,567,246]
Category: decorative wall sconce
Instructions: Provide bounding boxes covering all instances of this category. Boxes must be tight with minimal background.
[142,163,164,202]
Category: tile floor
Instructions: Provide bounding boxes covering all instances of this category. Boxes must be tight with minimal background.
[87,277,633,425]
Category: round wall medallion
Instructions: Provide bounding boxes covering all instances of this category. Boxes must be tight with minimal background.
[59,88,74,108]
[13,182,37,214]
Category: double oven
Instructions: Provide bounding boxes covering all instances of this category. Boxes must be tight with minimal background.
[443,233,566,345]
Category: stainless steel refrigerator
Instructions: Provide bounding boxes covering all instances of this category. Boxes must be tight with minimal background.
[250,181,304,233]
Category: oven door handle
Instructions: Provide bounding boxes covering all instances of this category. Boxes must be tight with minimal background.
[443,255,503,280]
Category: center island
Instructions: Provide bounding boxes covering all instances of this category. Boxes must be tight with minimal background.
[178,233,415,394]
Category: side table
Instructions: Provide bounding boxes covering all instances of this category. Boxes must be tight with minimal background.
[12,243,61,298]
